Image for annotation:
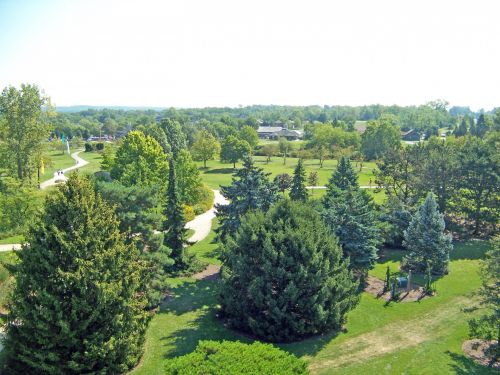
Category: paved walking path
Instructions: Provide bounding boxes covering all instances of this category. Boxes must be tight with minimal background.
[39,150,88,189]
[186,190,228,243]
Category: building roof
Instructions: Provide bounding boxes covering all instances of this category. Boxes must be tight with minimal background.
[257,126,283,133]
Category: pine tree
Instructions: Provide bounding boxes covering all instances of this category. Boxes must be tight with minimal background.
[402,193,453,275]
[322,189,380,271]
[325,156,358,199]
[290,158,308,202]
[219,199,359,342]
[216,157,279,239]
[163,158,189,270]
[3,174,150,374]
[96,181,173,308]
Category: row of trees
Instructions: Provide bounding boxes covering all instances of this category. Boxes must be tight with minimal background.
[376,134,499,237]
[215,153,455,342]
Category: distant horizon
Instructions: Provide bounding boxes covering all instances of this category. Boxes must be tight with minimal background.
[54,102,496,112]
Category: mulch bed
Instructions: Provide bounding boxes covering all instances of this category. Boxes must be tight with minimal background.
[192,264,221,281]
[462,339,499,369]
[364,276,430,302]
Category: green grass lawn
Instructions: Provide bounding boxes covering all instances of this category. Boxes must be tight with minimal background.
[78,151,103,176]
[197,156,377,190]
[132,234,495,375]
[40,150,75,182]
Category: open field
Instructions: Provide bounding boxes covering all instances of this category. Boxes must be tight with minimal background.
[131,221,494,375]
[196,156,377,190]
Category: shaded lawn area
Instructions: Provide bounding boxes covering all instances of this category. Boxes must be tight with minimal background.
[197,156,377,190]
[132,237,495,375]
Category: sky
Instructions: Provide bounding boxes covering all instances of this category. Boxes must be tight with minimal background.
[0,0,499,110]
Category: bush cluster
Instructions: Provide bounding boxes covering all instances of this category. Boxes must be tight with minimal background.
[164,340,308,374]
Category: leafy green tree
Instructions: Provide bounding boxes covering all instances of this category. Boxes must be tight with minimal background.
[219,199,359,342]
[361,114,401,160]
[279,137,291,165]
[220,135,252,168]
[3,174,150,374]
[290,158,308,202]
[453,136,498,234]
[110,130,168,188]
[261,143,278,163]
[468,236,499,355]
[308,171,319,196]
[473,114,490,138]
[402,193,453,275]
[163,159,189,270]
[161,118,187,159]
[216,157,279,239]
[379,196,412,248]
[0,176,38,238]
[174,149,203,205]
[238,125,259,149]
[100,144,115,171]
[417,137,459,214]
[375,144,424,204]
[0,84,50,182]
[191,130,220,167]
[274,173,292,194]
[165,340,308,374]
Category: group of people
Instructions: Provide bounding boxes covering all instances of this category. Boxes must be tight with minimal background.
[56,170,64,176]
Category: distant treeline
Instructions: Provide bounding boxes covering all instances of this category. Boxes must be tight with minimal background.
[51,102,499,141]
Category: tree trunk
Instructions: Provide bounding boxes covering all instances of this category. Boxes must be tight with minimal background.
[204,159,207,168]
[233,161,236,169]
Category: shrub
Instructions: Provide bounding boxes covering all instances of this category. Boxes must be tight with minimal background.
[84,142,94,152]
[95,142,105,151]
[193,186,214,215]
[219,199,359,342]
[183,204,195,222]
[164,340,308,374]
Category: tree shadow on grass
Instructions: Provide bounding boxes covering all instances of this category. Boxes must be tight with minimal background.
[159,278,339,360]
[446,350,498,375]
[203,168,236,174]
[161,279,219,316]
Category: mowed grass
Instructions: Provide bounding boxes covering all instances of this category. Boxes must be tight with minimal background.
[132,227,494,375]
[40,150,75,182]
[197,156,377,190]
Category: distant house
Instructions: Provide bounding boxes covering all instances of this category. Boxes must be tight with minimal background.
[257,126,303,140]
[401,129,420,141]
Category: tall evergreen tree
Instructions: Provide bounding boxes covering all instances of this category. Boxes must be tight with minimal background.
[290,158,308,202]
[326,156,358,196]
[323,189,380,271]
[3,174,150,374]
[323,156,379,271]
[403,193,453,275]
[216,157,279,239]
[219,199,359,342]
[163,158,189,269]
[96,182,172,308]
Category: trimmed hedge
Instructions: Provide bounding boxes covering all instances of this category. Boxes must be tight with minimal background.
[164,340,308,374]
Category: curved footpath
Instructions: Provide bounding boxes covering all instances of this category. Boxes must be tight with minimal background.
[0,149,228,252]
[39,150,89,189]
